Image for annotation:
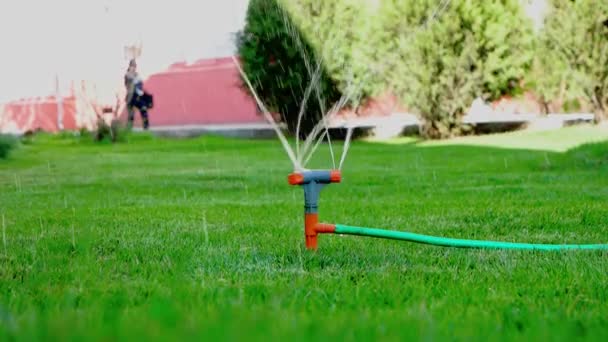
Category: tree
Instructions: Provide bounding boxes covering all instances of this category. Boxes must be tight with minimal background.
[538,0,608,122]
[382,0,535,138]
[236,0,374,138]
[237,0,341,138]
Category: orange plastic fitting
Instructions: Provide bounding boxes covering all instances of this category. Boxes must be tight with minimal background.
[304,213,336,250]
[330,170,341,183]
[288,173,304,185]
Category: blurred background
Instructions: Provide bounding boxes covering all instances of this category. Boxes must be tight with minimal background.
[0,0,605,140]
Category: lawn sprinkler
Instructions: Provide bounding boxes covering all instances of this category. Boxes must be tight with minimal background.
[288,170,608,251]
[288,169,341,250]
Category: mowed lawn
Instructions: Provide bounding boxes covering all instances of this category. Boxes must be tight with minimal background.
[1,125,608,340]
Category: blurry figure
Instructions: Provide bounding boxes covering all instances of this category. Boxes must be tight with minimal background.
[124,59,152,129]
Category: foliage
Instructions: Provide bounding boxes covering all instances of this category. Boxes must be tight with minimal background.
[527,44,567,114]
[238,0,535,140]
[236,0,343,138]
[237,0,387,139]
[92,118,129,143]
[0,134,17,159]
[380,0,534,138]
[281,0,379,97]
[535,0,608,122]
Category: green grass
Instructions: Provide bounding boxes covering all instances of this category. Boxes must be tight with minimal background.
[1,125,608,341]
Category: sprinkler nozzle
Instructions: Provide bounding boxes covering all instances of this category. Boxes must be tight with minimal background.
[287,173,304,185]
[288,170,340,250]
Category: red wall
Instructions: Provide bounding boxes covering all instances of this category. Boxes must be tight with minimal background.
[0,96,78,133]
[137,57,263,126]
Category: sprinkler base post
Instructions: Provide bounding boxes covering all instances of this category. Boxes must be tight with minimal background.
[305,213,319,249]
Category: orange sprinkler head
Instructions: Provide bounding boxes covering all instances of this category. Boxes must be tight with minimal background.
[288,172,304,185]
[330,170,341,183]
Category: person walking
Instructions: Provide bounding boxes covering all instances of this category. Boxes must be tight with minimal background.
[124,59,151,129]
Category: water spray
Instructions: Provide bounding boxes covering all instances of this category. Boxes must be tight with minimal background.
[289,170,608,251]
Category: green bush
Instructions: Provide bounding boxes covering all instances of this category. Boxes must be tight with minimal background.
[534,0,608,122]
[281,0,378,97]
[380,0,534,138]
[92,118,129,143]
[236,0,376,138]
[527,43,566,114]
[0,134,17,159]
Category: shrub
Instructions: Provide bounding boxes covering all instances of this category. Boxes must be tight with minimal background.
[236,0,372,138]
[92,118,129,143]
[535,0,608,122]
[381,0,534,138]
[0,134,17,159]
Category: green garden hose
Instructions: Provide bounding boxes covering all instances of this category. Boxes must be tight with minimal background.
[334,224,608,251]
